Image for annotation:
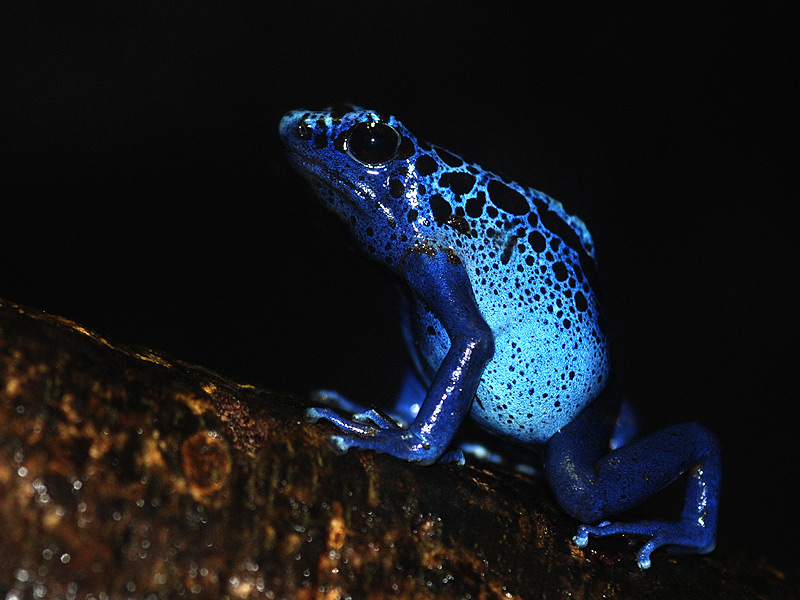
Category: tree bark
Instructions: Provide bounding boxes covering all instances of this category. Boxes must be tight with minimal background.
[1,299,796,599]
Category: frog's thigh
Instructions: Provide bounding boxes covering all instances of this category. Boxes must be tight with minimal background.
[544,394,719,524]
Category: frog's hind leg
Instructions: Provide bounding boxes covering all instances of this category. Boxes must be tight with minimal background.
[544,392,720,569]
[609,399,638,450]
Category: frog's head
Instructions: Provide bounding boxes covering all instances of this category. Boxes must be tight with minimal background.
[280,105,427,268]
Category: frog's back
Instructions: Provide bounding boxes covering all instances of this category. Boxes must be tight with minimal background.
[408,144,611,445]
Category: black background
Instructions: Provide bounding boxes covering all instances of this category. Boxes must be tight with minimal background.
[3,4,796,572]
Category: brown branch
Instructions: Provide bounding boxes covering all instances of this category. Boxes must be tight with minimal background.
[1,299,796,599]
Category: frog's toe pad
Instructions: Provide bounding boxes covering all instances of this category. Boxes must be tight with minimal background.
[304,407,324,423]
[573,521,610,548]
[328,435,351,455]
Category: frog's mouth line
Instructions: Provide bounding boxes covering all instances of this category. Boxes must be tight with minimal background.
[285,148,373,206]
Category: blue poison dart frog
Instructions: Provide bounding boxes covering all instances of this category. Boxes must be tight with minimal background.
[279,105,720,569]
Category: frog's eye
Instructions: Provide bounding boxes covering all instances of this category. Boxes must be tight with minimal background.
[345,122,401,166]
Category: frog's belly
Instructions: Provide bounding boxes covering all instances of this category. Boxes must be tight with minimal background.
[471,324,609,445]
[405,297,610,446]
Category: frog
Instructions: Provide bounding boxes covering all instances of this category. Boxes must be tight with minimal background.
[278,105,720,569]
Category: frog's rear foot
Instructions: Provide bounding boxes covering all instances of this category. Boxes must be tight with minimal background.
[574,519,716,569]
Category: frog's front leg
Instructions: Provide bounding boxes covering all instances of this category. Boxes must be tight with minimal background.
[305,244,495,466]
[544,391,720,568]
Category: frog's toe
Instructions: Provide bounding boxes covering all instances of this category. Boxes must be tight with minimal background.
[352,408,406,429]
[328,435,352,455]
[304,407,378,437]
[573,521,609,548]
[308,391,409,429]
[303,406,324,423]
[636,539,657,569]
[437,449,466,465]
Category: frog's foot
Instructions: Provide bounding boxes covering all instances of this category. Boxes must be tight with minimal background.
[309,389,385,419]
[573,519,716,569]
[309,390,412,427]
[304,406,463,465]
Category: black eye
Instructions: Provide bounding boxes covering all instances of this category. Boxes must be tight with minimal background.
[346,122,401,165]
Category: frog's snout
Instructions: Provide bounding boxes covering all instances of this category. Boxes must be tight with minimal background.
[278,110,303,141]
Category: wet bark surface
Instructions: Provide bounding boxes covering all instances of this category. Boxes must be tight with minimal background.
[1,299,796,599]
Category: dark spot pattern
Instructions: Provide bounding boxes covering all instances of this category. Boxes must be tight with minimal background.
[466,192,485,218]
[389,179,405,198]
[429,194,452,225]
[415,154,438,176]
[434,146,463,168]
[528,230,546,253]
[553,261,568,281]
[530,196,601,299]
[487,179,530,215]
[439,172,476,196]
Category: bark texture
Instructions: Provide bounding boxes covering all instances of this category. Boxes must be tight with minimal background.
[0,299,796,599]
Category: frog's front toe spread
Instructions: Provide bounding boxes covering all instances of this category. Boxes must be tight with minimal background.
[305,404,405,433]
[304,407,378,437]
